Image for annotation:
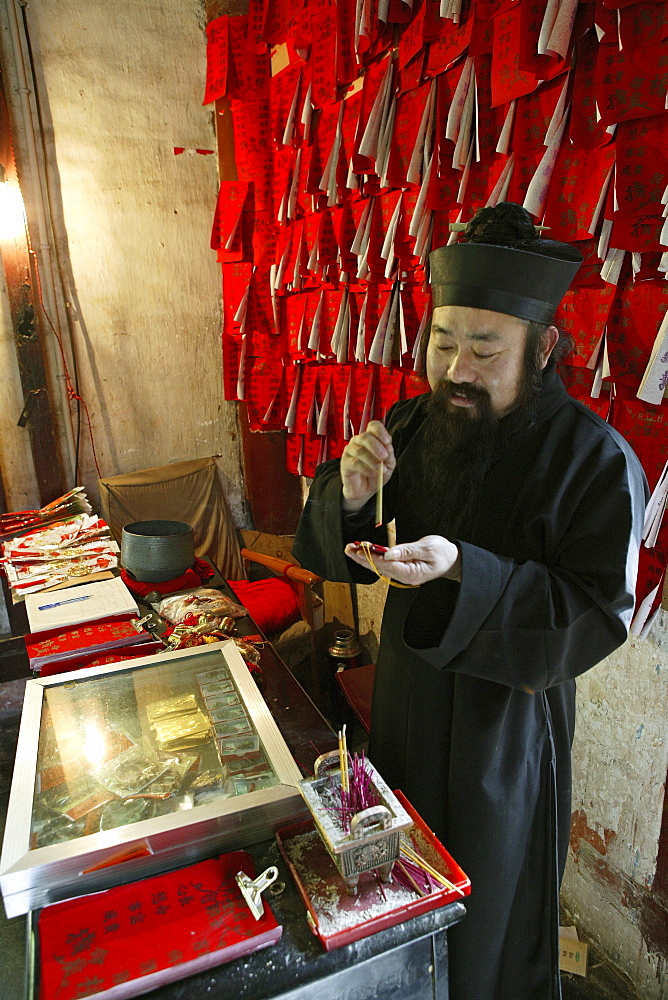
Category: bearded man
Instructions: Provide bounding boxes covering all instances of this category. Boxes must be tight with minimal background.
[292,203,647,1000]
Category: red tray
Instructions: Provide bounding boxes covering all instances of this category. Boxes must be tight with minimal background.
[276,790,470,951]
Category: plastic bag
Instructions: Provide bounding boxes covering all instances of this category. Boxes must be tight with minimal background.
[153,588,246,623]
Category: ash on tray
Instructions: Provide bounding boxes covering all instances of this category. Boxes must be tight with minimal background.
[282,826,452,937]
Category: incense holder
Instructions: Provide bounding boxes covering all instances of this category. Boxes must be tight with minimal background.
[298,751,413,895]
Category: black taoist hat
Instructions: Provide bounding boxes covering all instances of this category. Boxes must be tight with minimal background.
[429,204,583,325]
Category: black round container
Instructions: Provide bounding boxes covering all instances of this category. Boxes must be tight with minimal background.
[121,520,195,583]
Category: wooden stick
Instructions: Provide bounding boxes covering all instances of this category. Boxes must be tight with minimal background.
[375,461,383,527]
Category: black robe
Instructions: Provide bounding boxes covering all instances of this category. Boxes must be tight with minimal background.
[292,367,647,1000]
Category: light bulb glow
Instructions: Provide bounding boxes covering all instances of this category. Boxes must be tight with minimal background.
[0,182,27,242]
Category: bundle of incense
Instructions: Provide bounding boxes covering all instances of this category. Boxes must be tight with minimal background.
[375,462,383,527]
[0,488,92,541]
[331,747,380,833]
[399,837,467,898]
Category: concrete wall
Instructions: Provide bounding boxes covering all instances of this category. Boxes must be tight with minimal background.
[0,0,245,515]
[563,609,668,998]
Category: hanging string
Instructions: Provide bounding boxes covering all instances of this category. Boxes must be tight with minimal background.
[29,247,102,480]
[357,539,419,589]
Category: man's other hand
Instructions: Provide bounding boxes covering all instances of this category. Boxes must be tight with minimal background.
[345,535,462,584]
[340,420,396,513]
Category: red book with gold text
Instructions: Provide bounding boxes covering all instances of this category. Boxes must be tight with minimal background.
[37,851,282,1000]
[25,615,155,671]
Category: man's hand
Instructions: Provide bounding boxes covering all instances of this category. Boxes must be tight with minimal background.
[340,420,396,513]
[345,535,462,584]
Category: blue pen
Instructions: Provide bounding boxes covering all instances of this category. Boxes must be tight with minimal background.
[37,595,93,611]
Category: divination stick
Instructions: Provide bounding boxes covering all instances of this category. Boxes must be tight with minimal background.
[375,461,383,527]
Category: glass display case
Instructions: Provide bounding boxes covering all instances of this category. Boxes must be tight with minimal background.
[0,641,306,918]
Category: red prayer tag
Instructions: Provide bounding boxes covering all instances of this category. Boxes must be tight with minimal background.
[569,30,614,149]
[403,371,430,398]
[425,17,474,77]
[232,97,274,213]
[377,367,404,419]
[595,36,668,127]
[399,1,427,70]
[542,145,616,241]
[491,11,541,107]
[203,16,229,105]
[386,82,431,188]
[310,0,339,109]
[609,389,668,490]
[606,282,668,389]
[285,432,303,474]
[554,286,617,367]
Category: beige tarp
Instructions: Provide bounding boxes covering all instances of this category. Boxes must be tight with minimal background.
[98,457,244,580]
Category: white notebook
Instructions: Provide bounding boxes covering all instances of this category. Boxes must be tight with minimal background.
[25,576,139,633]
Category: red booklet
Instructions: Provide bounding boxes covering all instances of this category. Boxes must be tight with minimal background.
[38,639,164,677]
[25,614,155,671]
[38,851,282,1000]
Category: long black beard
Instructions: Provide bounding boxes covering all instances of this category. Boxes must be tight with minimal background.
[421,351,546,529]
[423,381,499,520]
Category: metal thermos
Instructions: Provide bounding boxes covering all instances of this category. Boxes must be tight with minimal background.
[327,628,360,672]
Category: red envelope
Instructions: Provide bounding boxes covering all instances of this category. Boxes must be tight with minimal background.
[286,432,303,474]
[350,363,377,433]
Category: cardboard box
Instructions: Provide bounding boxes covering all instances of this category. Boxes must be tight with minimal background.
[560,925,588,977]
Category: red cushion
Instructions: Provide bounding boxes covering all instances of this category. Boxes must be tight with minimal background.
[226,577,301,635]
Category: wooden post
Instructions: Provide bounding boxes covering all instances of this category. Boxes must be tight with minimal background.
[0,86,66,505]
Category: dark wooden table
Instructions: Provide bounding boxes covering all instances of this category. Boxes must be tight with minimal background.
[0,570,466,1000]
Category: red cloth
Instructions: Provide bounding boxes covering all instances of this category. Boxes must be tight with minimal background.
[120,557,214,597]
[226,577,301,635]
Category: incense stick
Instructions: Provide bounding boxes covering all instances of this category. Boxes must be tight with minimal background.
[400,842,467,897]
[375,462,383,527]
[396,859,426,897]
[341,725,349,794]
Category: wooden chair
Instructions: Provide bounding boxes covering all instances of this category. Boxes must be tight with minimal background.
[336,663,376,735]
[98,458,324,682]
